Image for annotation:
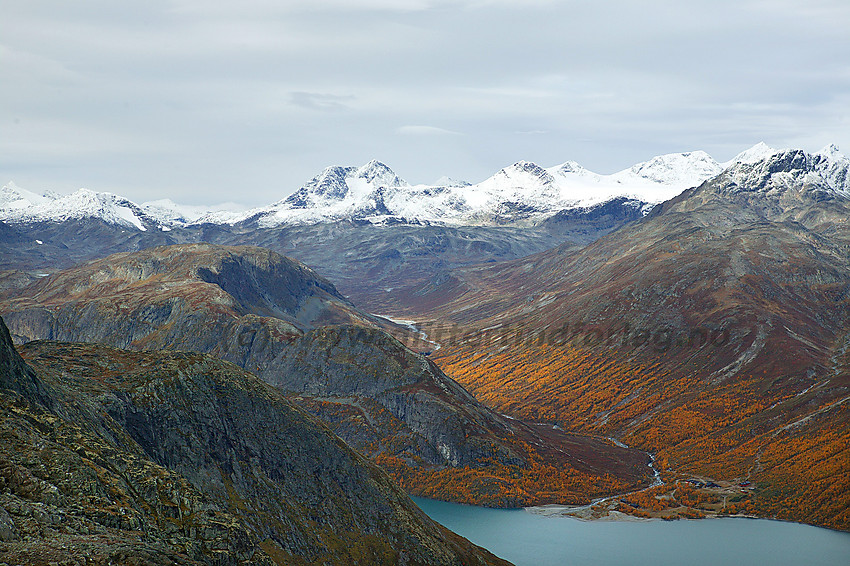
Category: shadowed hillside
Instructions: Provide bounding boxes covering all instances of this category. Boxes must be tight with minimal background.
[0,315,511,565]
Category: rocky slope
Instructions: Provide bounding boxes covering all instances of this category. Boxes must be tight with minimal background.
[0,243,371,351]
[0,244,654,507]
[260,325,652,506]
[0,315,511,565]
[202,220,590,313]
[410,148,850,529]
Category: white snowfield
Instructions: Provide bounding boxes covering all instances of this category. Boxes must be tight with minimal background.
[140,199,248,228]
[2,143,847,232]
[0,185,148,231]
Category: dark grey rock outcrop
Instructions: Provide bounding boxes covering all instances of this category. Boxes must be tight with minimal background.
[0,316,511,565]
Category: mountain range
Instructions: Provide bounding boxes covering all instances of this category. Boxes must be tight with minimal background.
[2,142,812,231]
[5,142,845,312]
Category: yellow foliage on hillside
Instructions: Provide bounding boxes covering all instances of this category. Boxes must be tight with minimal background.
[434,342,850,531]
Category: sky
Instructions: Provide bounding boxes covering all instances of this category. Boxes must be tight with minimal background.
[2,0,849,206]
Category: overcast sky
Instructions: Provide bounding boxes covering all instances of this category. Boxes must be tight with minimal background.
[2,0,849,206]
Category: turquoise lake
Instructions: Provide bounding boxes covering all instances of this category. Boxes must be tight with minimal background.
[413,497,850,566]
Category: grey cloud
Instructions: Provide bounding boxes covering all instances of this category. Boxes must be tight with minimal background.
[289,92,356,111]
[397,125,461,136]
[0,0,848,204]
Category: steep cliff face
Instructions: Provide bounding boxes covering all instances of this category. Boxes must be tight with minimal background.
[262,326,652,506]
[0,389,263,565]
[263,325,521,468]
[0,313,51,408]
[0,316,511,565]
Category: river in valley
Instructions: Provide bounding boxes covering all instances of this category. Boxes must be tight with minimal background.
[413,497,850,566]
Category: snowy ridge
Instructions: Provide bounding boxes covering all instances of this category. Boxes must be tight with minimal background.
[0,182,56,210]
[140,199,249,228]
[242,150,732,227]
[0,183,249,231]
[725,142,778,166]
[623,151,722,186]
[237,143,848,226]
[0,185,150,231]
[719,144,850,198]
[3,143,847,230]
[813,144,850,197]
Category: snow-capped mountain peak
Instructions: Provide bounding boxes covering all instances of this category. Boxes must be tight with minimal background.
[433,176,471,187]
[287,166,355,206]
[140,199,249,228]
[248,160,411,227]
[140,198,192,225]
[716,145,850,200]
[552,161,589,175]
[56,189,148,231]
[728,142,778,166]
[719,143,849,196]
[1,182,56,210]
[355,160,406,187]
[493,161,557,187]
[816,143,844,160]
[813,144,849,196]
[283,160,408,209]
[0,187,149,231]
[625,151,723,186]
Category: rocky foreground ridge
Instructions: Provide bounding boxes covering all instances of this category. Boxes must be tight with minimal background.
[0,315,510,565]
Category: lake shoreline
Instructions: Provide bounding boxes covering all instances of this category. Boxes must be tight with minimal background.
[414,495,850,534]
[413,496,850,566]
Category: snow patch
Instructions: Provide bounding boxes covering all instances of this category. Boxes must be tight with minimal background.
[114,204,146,231]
